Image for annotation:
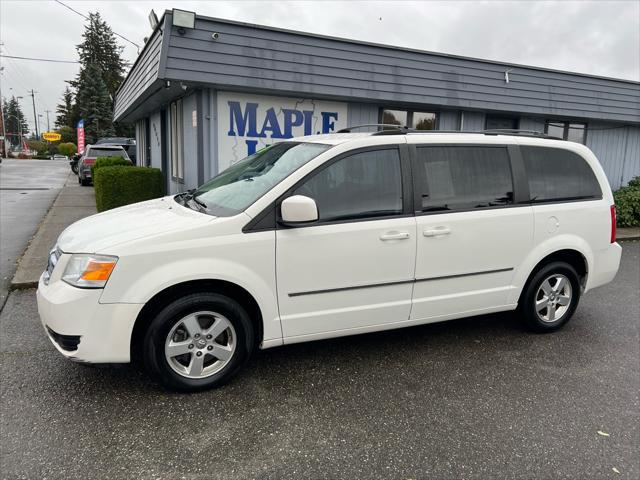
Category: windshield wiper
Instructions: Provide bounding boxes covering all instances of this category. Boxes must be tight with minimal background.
[178,189,208,211]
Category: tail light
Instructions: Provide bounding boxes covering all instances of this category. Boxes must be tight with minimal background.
[610,205,616,243]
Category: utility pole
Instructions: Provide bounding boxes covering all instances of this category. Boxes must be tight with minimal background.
[45,110,51,132]
[28,89,39,138]
[0,68,7,158]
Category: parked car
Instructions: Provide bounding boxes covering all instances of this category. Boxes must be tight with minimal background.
[95,137,136,164]
[37,129,621,392]
[77,144,130,186]
[51,154,69,161]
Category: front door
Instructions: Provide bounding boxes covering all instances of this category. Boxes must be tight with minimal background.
[276,146,417,339]
[410,144,534,321]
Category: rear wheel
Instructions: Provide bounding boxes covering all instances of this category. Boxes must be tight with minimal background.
[142,292,255,392]
[80,177,91,186]
[519,261,581,332]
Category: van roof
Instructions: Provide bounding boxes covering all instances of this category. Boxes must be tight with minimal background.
[297,129,566,146]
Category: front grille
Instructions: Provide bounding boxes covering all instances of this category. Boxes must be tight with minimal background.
[43,247,62,285]
[46,326,81,352]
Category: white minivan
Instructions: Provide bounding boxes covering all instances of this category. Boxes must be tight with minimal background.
[37,128,622,391]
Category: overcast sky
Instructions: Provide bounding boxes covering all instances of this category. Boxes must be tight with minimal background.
[1,0,639,133]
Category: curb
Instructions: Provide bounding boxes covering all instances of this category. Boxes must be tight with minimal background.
[9,281,39,291]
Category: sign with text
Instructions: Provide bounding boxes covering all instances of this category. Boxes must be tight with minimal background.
[76,119,85,154]
[42,132,62,142]
[217,92,348,171]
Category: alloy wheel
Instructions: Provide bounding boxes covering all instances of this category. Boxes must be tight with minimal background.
[535,274,573,323]
[164,311,236,379]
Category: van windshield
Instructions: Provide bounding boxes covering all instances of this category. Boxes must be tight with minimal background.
[185,142,331,217]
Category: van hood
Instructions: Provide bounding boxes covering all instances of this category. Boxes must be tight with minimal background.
[57,196,213,253]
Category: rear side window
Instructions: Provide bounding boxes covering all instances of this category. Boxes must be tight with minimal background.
[88,148,127,158]
[521,146,601,202]
[293,148,403,222]
[414,146,513,212]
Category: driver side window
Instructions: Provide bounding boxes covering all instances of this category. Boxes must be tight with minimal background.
[293,148,403,222]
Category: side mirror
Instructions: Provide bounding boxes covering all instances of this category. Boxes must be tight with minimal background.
[280,195,318,225]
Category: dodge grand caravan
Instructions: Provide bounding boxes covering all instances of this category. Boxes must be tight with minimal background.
[37,128,622,391]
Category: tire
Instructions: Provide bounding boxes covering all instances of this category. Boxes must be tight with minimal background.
[71,164,78,174]
[142,292,255,392]
[518,261,581,333]
[80,177,91,186]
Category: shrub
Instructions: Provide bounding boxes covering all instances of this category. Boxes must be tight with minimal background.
[91,156,132,178]
[58,142,77,157]
[94,166,165,212]
[614,176,640,228]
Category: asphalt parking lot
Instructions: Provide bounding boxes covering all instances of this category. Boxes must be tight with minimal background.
[0,242,638,479]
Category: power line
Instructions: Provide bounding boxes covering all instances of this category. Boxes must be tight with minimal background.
[53,0,141,52]
[0,54,79,64]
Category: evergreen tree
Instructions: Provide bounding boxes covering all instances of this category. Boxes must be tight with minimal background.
[72,12,126,101]
[75,63,115,143]
[3,97,29,148]
[55,86,75,129]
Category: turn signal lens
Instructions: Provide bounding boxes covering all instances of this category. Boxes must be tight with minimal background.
[62,254,118,288]
[80,260,116,282]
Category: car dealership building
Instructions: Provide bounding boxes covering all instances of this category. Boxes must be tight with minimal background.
[114,10,640,194]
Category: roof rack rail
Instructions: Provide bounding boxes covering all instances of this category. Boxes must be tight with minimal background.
[337,124,409,133]
[335,125,564,140]
[482,129,563,140]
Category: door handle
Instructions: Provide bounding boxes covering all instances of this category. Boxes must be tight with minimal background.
[380,231,410,241]
[423,227,451,237]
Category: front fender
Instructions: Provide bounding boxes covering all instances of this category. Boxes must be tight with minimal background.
[508,234,593,304]
[99,231,281,343]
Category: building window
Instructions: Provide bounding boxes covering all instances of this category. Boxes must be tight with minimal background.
[545,121,586,144]
[170,99,184,181]
[485,115,519,131]
[136,119,147,166]
[381,109,437,130]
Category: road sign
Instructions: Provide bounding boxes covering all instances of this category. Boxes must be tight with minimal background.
[42,132,62,142]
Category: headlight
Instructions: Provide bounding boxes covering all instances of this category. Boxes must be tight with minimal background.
[62,254,118,288]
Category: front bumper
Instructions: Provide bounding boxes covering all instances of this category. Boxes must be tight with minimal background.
[37,273,144,363]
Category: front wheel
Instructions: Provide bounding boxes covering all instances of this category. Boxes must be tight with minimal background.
[142,293,255,392]
[518,261,581,332]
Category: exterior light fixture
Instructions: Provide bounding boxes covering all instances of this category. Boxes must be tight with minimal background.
[148,9,159,30]
[172,9,196,35]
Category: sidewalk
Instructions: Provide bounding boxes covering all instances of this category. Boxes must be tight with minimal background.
[617,227,640,241]
[11,173,97,289]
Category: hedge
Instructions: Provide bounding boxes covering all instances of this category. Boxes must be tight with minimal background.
[94,166,165,212]
[91,156,132,179]
[614,176,640,228]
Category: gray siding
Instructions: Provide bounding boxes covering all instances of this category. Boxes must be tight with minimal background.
[587,124,640,190]
[114,24,164,120]
[160,15,640,124]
